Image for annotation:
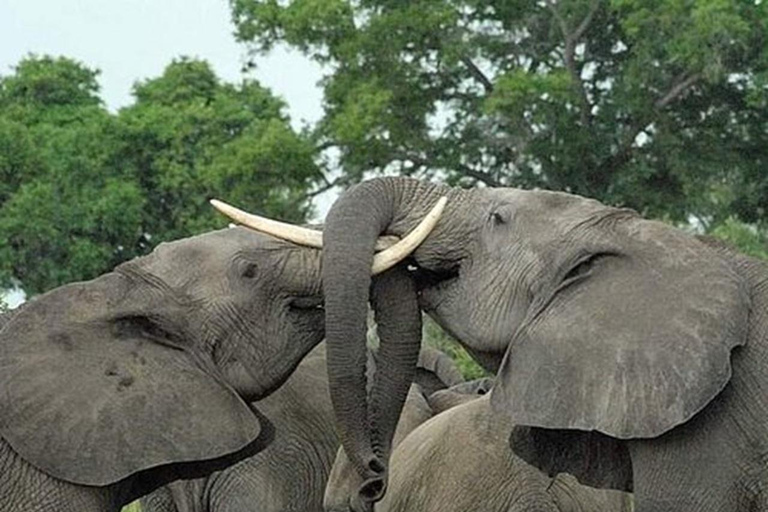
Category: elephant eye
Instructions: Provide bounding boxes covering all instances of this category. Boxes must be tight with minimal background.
[241,263,258,279]
[566,259,594,280]
[490,211,507,226]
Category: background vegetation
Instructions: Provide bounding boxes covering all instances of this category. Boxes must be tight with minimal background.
[0,56,322,295]
[0,2,765,510]
[3,0,765,300]
[231,0,767,227]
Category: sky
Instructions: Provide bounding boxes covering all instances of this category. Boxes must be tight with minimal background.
[0,0,325,125]
[0,0,335,306]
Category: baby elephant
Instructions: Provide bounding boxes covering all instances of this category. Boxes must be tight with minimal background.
[325,380,632,512]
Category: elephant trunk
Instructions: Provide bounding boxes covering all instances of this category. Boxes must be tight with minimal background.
[362,265,422,501]
[321,177,453,503]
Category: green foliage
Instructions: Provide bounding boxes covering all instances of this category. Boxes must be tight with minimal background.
[117,57,321,242]
[231,0,768,226]
[710,218,768,261]
[122,502,142,512]
[0,55,101,109]
[0,55,323,295]
[423,316,489,381]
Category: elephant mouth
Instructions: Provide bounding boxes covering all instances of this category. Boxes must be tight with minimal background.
[411,265,460,309]
[289,295,325,311]
[287,295,325,330]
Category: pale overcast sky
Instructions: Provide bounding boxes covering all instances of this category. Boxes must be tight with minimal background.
[0,0,336,305]
[0,0,324,125]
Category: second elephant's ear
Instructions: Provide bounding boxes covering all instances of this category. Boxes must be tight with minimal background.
[427,377,494,414]
[413,346,465,396]
[492,220,749,439]
[0,273,264,487]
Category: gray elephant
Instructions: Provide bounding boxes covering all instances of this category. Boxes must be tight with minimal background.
[0,223,425,512]
[326,378,631,512]
[138,343,337,512]
[139,345,463,512]
[219,176,768,512]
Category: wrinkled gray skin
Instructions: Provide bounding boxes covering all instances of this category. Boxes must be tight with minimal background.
[140,343,338,512]
[140,346,462,512]
[322,177,768,512]
[326,379,631,512]
[0,226,421,512]
[0,228,323,511]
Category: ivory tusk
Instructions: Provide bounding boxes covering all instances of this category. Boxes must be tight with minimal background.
[370,196,447,275]
[210,199,400,251]
[210,196,447,273]
[211,199,324,247]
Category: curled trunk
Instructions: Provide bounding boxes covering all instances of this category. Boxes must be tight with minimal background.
[322,177,454,504]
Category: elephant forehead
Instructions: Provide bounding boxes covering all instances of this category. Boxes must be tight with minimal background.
[488,188,610,220]
[128,228,299,289]
[150,228,293,262]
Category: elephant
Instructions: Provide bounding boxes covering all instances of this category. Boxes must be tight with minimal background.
[139,345,463,512]
[323,377,484,512]
[217,176,768,512]
[0,221,428,512]
[326,378,632,512]
[138,343,337,512]
[325,378,632,512]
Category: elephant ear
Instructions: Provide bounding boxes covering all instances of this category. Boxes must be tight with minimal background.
[0,273,263,487]
[492,220,750,439]
[427,377,494,414]
[413,346,464,396]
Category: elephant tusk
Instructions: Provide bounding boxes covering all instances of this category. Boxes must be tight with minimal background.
[210,199,401,251]
[371,196,447,275]
[210,199,325,247]
[210,196,447,273]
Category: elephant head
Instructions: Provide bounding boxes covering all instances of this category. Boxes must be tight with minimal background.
[220,177,750,500]
[212,196,446,504]
[0,227,329,496]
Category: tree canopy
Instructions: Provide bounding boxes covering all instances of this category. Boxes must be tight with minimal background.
[0,55,322,295]
[230,0,768,231]
[3,2,767,294]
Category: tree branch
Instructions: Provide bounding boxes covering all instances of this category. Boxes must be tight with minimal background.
[603,72,703,173]
[316,140,339,152]
[304,175,344,199]
[456,164,503,187]
[572,0,600,42]
[460,56,494,94]
[547,1,570,38]
[549,0,600,127]
[654,72,702,109]
[391,151,502,188]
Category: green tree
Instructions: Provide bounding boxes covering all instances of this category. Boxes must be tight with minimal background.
[0,55,101,110]
[116,57,323,245]
[230,0,768,227]
[0,56,322,295]
[0,56,139,294]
